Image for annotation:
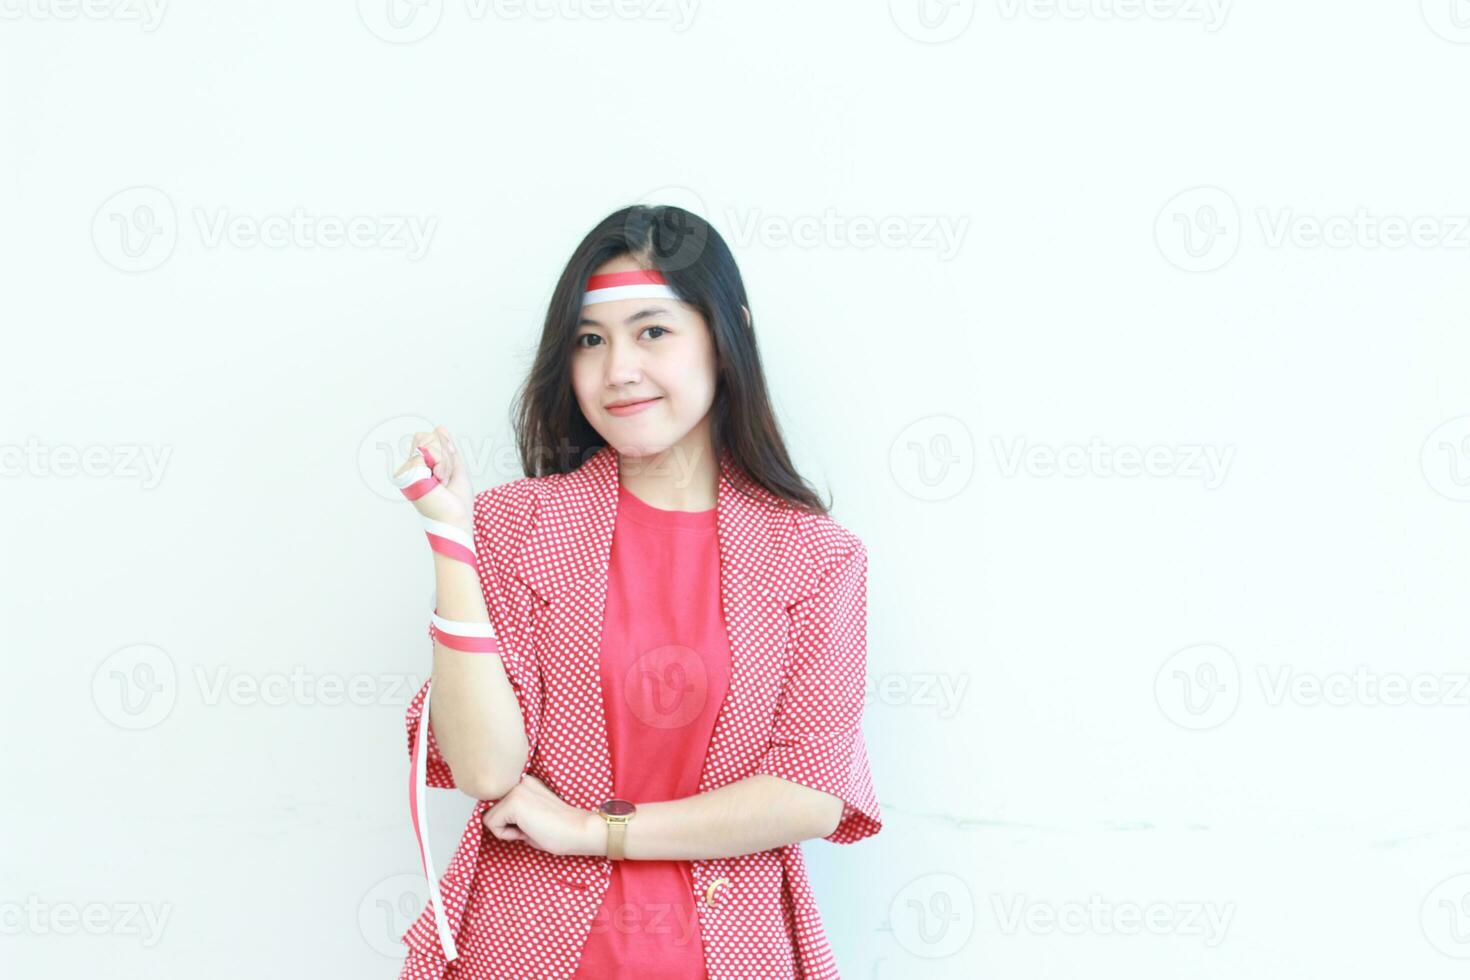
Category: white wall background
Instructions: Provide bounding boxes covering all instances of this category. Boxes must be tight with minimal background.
[4,2,1470,977]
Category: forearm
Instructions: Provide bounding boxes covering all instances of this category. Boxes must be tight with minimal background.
[426,549,529,799]
[607,775,844,861]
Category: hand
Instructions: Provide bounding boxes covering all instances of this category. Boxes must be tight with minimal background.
[482,775,606,858]
[393,424,473,529]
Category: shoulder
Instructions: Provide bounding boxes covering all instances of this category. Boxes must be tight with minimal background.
[472,473,553,557]
[474,473,543,518]
[786,507,867,598]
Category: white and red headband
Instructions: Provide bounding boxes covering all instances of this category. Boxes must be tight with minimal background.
[581,268,682,307]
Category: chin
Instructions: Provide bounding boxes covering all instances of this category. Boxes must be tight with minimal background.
[606,435,681,459]
[611,442,669,458]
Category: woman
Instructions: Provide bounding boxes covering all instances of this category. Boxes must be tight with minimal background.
[391,205,881,979]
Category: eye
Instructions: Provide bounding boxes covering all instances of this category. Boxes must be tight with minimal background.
[574,326,667,349]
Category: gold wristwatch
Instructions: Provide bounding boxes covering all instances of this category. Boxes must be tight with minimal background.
[596,798,637,860]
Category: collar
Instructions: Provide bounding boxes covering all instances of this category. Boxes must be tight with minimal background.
[512,444,800,606]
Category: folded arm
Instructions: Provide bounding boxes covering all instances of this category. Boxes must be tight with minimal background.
[593,775,843,861]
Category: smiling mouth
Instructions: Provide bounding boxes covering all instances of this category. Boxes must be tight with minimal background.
[605,397,661,416]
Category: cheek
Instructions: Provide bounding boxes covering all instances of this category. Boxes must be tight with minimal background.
[671,338,716,383]
[683,349,719,405]
[661,379,716,420]
[655,354,713,404]
[569,357,594,392]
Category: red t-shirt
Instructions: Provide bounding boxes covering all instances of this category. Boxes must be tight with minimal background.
[571,482,731,979]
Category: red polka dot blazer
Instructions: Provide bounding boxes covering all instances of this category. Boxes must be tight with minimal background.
[398,444,882,979]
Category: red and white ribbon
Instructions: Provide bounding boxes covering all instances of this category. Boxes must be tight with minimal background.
[393,444,443,501]
[410,677,458,960]
[419,519,475,568]
[581,268,682,306]
[430,611,500,654]
[409,612,504,962]
[398,441,508,959]
[394,446,477,568]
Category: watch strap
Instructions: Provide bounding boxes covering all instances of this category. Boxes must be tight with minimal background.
[606,818,628,861]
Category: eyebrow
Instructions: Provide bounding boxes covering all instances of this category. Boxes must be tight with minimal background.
[577,306,673,328]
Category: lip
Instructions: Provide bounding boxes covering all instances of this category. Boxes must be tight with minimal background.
[605,397,661,417]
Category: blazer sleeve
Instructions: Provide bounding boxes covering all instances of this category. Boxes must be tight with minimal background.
[754,538,882,844]
[405,481,544,791]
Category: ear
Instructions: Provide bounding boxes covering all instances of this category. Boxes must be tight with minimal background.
[741,304,751,328]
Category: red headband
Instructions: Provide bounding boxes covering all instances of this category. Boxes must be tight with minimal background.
[581,268,681,306]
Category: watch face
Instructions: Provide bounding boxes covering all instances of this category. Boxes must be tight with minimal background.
[600,798,635,817]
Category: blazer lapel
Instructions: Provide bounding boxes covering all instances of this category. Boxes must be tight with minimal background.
[510,444,800,810]
[700,450,800,796]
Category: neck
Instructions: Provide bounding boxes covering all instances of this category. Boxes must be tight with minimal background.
[616,435,720,511]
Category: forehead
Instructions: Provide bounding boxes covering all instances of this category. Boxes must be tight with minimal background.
[577,296,694,327]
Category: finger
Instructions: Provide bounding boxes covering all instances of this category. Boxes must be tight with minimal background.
[431,439,453,485]
[393,449,437,482]
[392,453,419,478]
[484,792,515,819]
[417,439,447,482]
[486,822,523,843]
[433,427,457,481]
[424,432,450,481]
[436,427,461,458]
[398,433,440,474]
[394,434,432,478]
[439,431,474,496]
[482,804,518,838]
[396,452,441,490]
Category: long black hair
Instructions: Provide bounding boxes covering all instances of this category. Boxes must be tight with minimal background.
[510,204,830,515]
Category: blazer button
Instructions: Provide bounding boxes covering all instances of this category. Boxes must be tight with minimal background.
[703,877,730,907]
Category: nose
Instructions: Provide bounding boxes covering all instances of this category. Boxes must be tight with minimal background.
[602,335,643,387]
